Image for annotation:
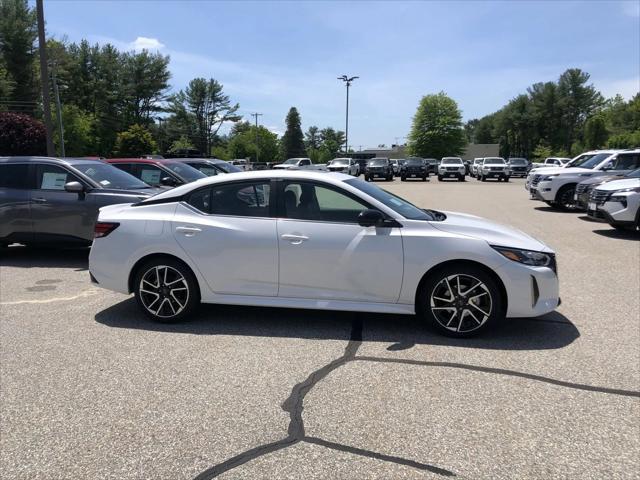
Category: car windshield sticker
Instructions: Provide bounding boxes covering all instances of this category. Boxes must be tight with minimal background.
[141,169,162,184]
[100,180,111,186]
[41,172,68,189]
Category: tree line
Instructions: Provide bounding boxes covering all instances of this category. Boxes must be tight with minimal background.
[0,0,346,161]
[464,69,639,159]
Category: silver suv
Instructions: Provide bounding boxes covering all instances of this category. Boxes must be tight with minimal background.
[0,157,158,247]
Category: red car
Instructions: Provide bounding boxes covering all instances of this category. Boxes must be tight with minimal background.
[105,158,206,187]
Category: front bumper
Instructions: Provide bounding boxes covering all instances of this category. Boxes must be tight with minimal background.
[533,180,556,201]
[495,260,560,318]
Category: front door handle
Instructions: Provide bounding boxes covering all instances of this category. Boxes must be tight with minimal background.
[32,197,47,203]
[281,233,309,244]
[176,226,202,237]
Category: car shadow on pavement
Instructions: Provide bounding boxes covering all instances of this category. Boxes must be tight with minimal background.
[95,299,579,351]
[533,206,577,214]
[0,245,89,270]
[592,228,639,240]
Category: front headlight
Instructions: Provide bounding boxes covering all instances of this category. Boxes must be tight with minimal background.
[492,246,553,267]
[541,174,559,181]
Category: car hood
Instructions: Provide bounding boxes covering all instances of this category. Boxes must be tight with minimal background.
[529,166,565,175]
[578,174,623,186]
[544,167,595,176]
[430,211,551,252]
[594,178,640,192]
[482,163,507,167]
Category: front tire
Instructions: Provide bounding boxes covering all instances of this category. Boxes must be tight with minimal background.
[437,175,443,181]
[417,264,504,337]
[555,184,578,211]
[134,258,200,323]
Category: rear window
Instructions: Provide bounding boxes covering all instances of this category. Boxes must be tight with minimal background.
[0,164,31,189]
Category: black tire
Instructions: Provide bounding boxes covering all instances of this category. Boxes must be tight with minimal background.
[401,176,406,181]
[365,175,371,182]
[481,175,486,182]
[554,184,578,211]
[437,175,443,181]
[422,176,427,182]
[133,257,200,323]
[504,177,510,182]
[459,176,465,182]
[417,264,505,338]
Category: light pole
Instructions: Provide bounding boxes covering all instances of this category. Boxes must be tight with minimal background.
[250,112,263,164]
[338,75,358,155]
[36,0,54,156]
[51,62,65,157]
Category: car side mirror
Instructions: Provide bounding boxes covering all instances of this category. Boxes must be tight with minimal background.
[358,209,386,227]
[64,181,85,193]
[602,161,614,171]
[160,176,177,186]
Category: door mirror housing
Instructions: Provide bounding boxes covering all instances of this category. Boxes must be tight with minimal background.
[160,176,178,187]
[602,161,615,171]
[64,181,85,193]
[357,209,386,227]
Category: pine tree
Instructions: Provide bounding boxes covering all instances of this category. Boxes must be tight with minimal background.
[280,107,306,159]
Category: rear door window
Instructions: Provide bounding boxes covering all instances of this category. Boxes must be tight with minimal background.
[0,164,31,189]
[188,181,271,217]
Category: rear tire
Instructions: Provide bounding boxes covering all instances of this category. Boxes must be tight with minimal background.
[417,264,505,338]
[134,257,200,323]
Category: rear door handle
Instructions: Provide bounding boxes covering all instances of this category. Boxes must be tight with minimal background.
[281,234,309,244]
[32,197,47,203]
[176,226,202,236]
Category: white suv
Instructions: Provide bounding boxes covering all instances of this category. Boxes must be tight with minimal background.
[274,158,312,170]
[477,157,510,182]
[528,149,640,210]
[438,157,466,181]
[587,169,640,230]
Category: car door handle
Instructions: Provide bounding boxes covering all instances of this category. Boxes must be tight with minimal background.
[281,234,309,244]
[32,197,47,203]
[176,226,202,236]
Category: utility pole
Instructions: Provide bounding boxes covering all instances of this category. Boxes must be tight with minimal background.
[36,0,55,156]
[250,112,263,164]
[338,75,358,154]
[51,63,65,157]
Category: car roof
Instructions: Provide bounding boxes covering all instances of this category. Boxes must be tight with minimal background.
[0,156,105,166]
[141,170,353,203]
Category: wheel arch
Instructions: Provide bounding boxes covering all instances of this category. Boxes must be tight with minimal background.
[128,252,201,297]
[414,259,508,314]
[554,182,577,201]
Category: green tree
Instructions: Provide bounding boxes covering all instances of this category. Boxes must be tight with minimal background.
[0,59,15,104]
[304,125,320,150]
[0,111,46,154]
[227,125,279,163]
[0,0,37,112]
[607,130,640,149]
[113,124,157,157]
[169,77,240,155]
[583,114,608,149]
[407,92,467,159]
[53,105,96,156]
[318,127,345,160]
[168,135,195,154]
[532,142,552,160]
[279,107,306,159]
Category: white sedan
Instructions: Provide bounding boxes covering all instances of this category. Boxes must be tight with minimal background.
[89,171,559,337]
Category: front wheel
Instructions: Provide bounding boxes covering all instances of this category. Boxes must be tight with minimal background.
[437,175,443,181]
[459,176,465,182]
[134,258,200,323]
[422,176,427,182]
[555,185,578,211]
[481,175,486,182]
[417,265,504,337]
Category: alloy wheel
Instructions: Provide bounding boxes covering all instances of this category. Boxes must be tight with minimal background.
[558,187,578,210]
[429,274,493,333]
[139,265,190,318]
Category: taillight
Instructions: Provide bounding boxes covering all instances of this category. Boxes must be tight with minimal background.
[94,222,120,238]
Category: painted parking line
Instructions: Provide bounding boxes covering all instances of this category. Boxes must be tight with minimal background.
[0,289,100,306]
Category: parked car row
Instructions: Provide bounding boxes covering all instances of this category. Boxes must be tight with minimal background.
[526,149,640,231]
[0,156,242,247]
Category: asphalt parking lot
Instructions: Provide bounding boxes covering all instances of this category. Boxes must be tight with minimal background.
[1,177,639,479]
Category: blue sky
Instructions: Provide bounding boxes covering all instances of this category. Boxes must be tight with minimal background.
[42,0,639,148]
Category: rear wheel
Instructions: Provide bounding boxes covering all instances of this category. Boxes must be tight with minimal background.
[134,258,200,323]
[417,265,504,337]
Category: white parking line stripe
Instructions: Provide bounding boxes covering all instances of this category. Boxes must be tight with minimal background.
[0,289,100,306]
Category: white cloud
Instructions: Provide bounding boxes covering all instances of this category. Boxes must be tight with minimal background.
[621,1,640,17]
[129,36,165,51]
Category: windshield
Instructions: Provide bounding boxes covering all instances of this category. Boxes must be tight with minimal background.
[163,162,207,181]
[572,153,614,169]
[368,159,387,166]
[330,159,350,165]
[284,158,300,164]
[74,162,151,189]
[406,159,424,165]
[213,161,242,173]
[344,178,433,220]
[484,158,505,164]
[509,158,527,164]
[442,159,462,165]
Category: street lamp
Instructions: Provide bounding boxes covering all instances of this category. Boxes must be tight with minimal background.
[338,75,358,155]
